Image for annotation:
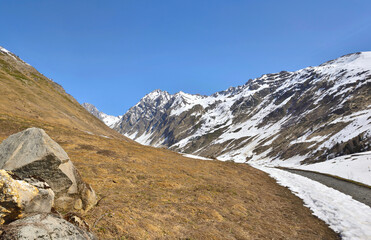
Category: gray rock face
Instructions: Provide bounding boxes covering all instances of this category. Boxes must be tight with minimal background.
[113,89,203,146]
[22,177,55,215]
[0,213,97,240]
[0,127,69,170]
[81,103,103,120]
[0,170,54,224]
[0,128,96,211]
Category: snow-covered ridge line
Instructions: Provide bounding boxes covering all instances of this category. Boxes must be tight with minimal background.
[0,46,11,54]
[0,46,31,66]
[82,103,121,128]
[107,52,370,174]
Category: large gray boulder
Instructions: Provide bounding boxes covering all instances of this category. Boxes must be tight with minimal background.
[0,128,97,211]
[0,213,97,240]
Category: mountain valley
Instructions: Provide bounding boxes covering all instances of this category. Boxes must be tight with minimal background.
[86,52,371,169]
[0,46,343,239]
[82,52,371,238]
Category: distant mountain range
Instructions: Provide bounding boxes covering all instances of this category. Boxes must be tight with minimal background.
[83,52,371,165]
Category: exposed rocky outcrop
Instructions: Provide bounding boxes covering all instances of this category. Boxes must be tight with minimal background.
[0,128,97,211]
[0,170,54,224]
[0,213,97,240]
[0,128,98,238]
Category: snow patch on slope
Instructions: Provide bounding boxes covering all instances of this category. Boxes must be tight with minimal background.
[319,108,371,150]
[0,46,11,54]
[0,46,31,66]
[253,165,371,240]
[82,103,121,128]
[101,113,121,128]
[260,151,371,186]
[182,154,213,161]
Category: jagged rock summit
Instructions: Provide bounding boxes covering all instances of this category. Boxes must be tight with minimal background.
[0,128,97,211]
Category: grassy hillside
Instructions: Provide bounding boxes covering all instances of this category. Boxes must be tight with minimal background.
[0,50,124,139]
[0,49,338,239]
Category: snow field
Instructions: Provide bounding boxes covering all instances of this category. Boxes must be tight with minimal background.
[252,164,371,240]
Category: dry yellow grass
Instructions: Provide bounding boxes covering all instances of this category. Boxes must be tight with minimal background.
[0,51,339,239]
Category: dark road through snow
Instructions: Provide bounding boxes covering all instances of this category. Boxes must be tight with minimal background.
[283,169,371,208]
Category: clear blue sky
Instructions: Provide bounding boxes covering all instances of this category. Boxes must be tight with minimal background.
[1,0,370,115]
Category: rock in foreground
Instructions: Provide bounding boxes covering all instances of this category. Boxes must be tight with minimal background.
[0,170,54,224]
[0,128,97,211]
[0,213,97,240]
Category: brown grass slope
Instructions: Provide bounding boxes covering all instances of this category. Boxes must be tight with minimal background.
[0,50,125,139]
[0,50,338,239]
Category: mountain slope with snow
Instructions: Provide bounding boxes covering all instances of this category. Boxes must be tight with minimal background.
[82,103,121,128]
[112,52,370,168]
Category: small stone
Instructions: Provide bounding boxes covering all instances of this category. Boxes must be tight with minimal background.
[64,212,91,232]
[80,183,97,212]
[54,196,75,210]
[74,198,83,210]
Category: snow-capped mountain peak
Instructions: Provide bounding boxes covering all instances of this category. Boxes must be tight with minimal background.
[143,89,170,101]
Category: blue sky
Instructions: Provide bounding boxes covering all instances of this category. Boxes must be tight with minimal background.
[1,0,370,115]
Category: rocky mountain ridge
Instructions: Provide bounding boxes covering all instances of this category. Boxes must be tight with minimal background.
[81,103,121,128]
[105,52,371,165]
